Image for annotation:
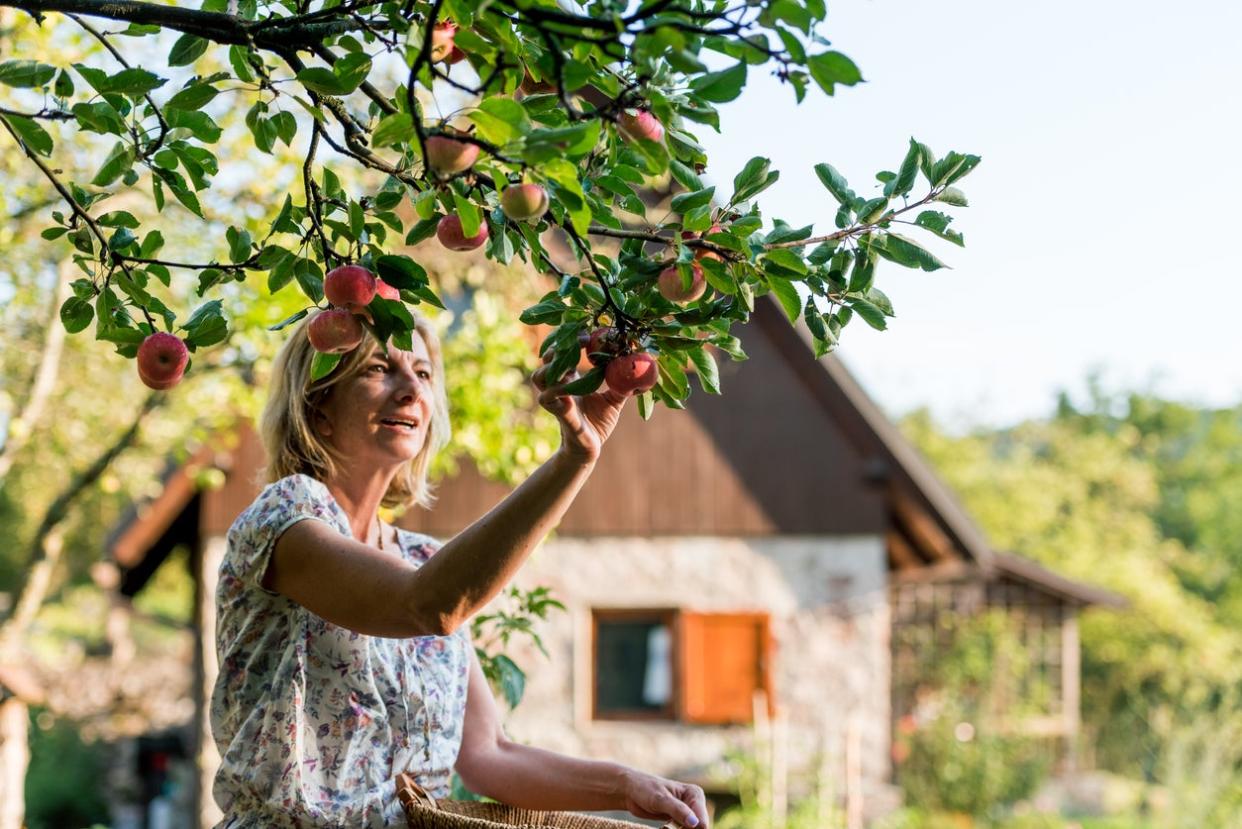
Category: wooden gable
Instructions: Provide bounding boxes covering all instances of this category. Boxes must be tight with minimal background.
[400,301,889,539]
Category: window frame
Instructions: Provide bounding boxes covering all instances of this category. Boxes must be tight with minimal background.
[590,607,681,722]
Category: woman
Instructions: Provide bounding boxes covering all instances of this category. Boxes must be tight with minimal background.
[210,312,709,828]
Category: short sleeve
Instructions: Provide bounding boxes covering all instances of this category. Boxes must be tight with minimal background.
[396,528,443,566]
[226,473,345,594]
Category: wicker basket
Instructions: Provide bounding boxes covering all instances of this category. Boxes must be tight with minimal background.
[396,773,676,829]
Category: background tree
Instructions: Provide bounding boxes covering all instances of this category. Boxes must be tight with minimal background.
[902,390,1242,814]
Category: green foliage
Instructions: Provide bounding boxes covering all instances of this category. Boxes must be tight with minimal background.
[470,584,565,709]
[24,709,110,829]
[894,611,1053,817]
[901,388,1242,786]
[0,0,979,407]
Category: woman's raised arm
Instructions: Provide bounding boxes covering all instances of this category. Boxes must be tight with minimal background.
[262,350,628,637]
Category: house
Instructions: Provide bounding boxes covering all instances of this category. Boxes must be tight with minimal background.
[107,294,1122,826]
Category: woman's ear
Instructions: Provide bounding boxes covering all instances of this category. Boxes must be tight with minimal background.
[312,407,333,438]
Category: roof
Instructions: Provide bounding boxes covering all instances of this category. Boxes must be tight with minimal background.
[992,551,1128,608]
[751,297,994,567]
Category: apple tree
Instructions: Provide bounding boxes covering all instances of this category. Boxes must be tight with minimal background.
[0,0,980,412]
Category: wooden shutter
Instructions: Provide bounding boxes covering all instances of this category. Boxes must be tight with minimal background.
[678,612,773,724]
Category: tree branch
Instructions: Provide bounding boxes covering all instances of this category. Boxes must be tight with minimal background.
[3,0,369,49]
[0,261,73,487]
[0,392,162,656]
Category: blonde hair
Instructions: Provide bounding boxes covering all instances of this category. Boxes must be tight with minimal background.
[260,312,452,510]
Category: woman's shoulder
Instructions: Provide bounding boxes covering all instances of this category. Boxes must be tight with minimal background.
[229,474,339,538]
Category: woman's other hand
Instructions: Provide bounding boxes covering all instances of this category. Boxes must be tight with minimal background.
[532,349,629,464]
[620,769,709,828]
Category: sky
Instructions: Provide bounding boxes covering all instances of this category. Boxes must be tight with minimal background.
[697,0,1242,428]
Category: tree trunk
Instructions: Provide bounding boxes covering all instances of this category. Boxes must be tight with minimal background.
[0,697,29,829]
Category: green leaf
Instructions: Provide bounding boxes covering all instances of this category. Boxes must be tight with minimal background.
[913,210,964,246]
[734,170,780,204]
[333,52,372,94]
[873,232,947,271]
[690,62,747,103]
[853,197,885,224]
[371,112,413,148]
[767,276,802,323]
[167,82,219,111]
[168,34,210,67]
[376,254,428,290]
[268,308,310,332]
[688,346,720,395]
[850,298,888,330]
[731,157,770,203]
[101,68,166,95]
[59,296,94,333]
[807,51,863,96]
[520,298,568,325]
[226,226,252,264]
[294,258,324,303]
[669,160,703,192]
[889,139,922,198]
[936,187,969,207]
[228,45,256,83]
[560,366,606,395]
[164,109,222,142]
[54,69,74,98]
[7,115,53,156]
[297,67,346,96]
[670,187,715,215]
[92,141,134,186]
[0,60,56,88]
[470,96,529,145]
[310,351,342,381]
[491,653,526,709]
[452,192,482,239]
[272,110,296,146]
[764,248,808,277]
[637,391,654,420]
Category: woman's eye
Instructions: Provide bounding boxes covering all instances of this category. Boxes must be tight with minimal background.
[369,364,387,373]
[418,370,432,380]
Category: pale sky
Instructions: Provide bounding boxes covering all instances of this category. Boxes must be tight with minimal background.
[698,0,1242,427]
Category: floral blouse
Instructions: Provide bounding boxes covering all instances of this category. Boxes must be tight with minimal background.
[210,474,473,828]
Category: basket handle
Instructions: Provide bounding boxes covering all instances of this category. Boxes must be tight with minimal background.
[395,772,440,812]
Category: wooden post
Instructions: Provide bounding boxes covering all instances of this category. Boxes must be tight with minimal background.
[0,697,28,829]
[771,711,788,827]
[845,712,863,829]
[1061,611,1081,772]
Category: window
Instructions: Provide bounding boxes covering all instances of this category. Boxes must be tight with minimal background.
[592,609,773,724]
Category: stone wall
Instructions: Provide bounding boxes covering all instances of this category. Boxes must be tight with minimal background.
[494,535,896,814]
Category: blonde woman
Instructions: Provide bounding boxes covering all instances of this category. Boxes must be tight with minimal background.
[209,314,709,828]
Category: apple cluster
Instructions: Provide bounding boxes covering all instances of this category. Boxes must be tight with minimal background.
[307,265,399,355]
[578,326,658,396]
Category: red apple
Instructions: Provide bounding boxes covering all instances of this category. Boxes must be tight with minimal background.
[605,352,659,395]
[500,183,549,222]
[618,110,664,144]
[695,223,724,262]
[137,332,189,391]
[430,21,457,63]
[658,262,707,304]
[324,264,377,310]
[425,135,479,175]
[375,278,400,301]
[307,308,364,354]
[436,214,489,251]
[583,326,625,367]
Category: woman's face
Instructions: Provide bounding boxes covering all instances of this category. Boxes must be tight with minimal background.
[314,332,436,473]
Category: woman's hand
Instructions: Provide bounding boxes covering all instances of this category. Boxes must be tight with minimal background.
[531,349,630,464]
[620,769,709,828]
